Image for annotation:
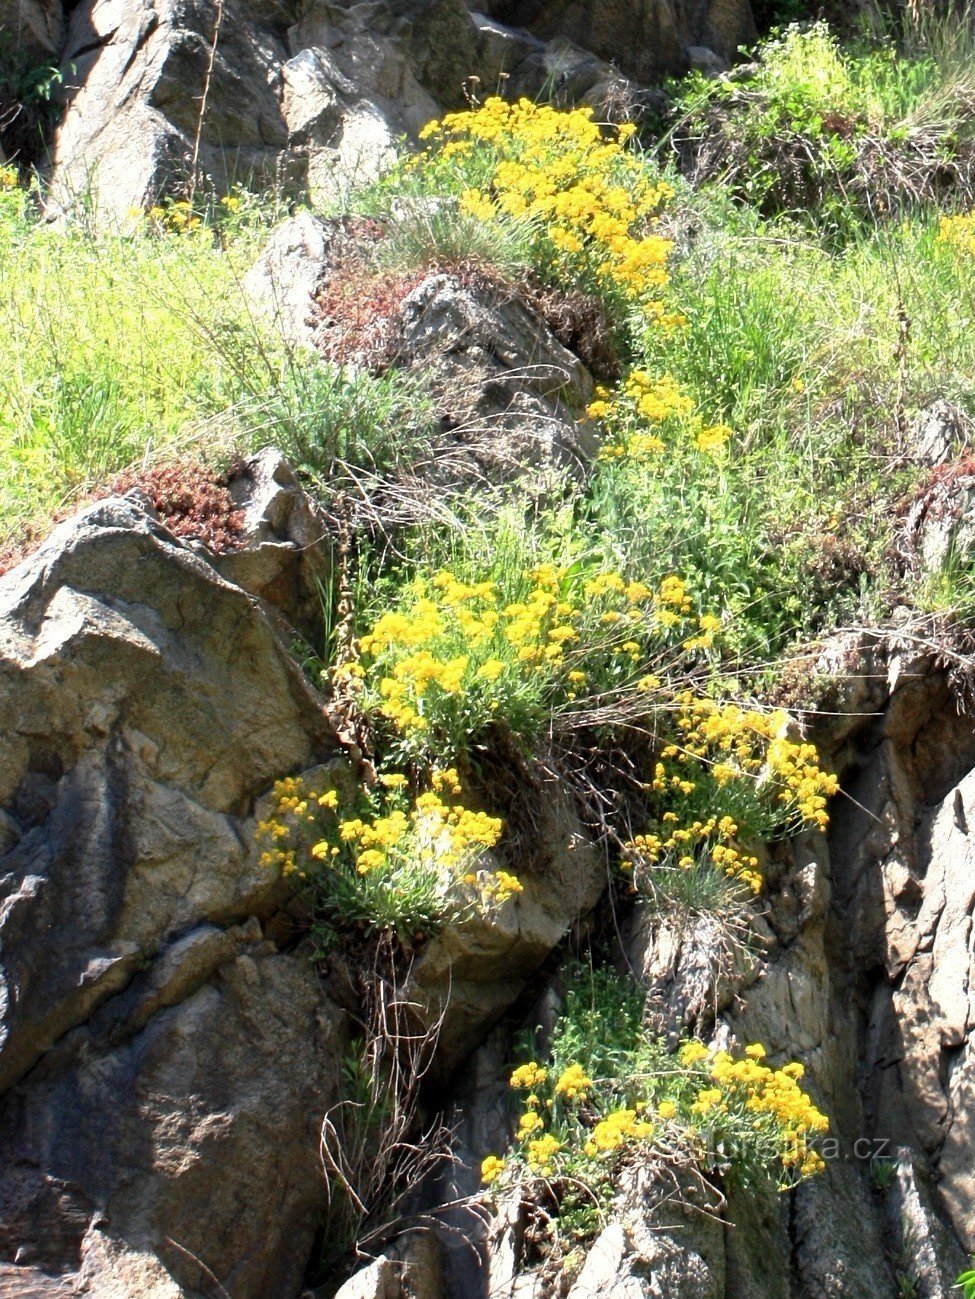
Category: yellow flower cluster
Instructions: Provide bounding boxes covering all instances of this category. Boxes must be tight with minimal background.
[591,371,735,464]
[482,1035,828,1192]
[480,1154,506,1184]
[674,694,838,829]
[257,769,518,926]
[695,424,734,456]
[416,97,674,306]
[0,166,18,191]
[525,1133,562,1175]
[555,1063,592,1101]
[937,212,975,256]
[623,693,837,894]
[357,565,715,755]
[681,1041,829,1182]
[147,199,202,233]
[584,1108,653,1156]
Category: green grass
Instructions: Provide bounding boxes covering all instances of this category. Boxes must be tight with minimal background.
[0,183,440,543]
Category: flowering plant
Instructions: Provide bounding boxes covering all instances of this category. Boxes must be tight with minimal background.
[257,767,516,942]
[407,97,674,315]
[480,967,828,1210]
[350,564,723,765]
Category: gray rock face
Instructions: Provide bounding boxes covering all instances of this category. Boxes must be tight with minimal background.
[727,647,973,1294]
[46,0,475,217]
[217,445,333,636]
[474,0,755,81]
[243,210,335,349]
[42,0,755,218]
[904,466,975,575]
[0,498,342,1296]
[0,0,63,59]
[393,271,597,486]
[908,399,969,468]
[414,769,605,1071]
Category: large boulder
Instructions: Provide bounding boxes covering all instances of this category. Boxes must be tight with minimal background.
[47,0,481,218]
[472,0,755,81]
[0,498,342,1296]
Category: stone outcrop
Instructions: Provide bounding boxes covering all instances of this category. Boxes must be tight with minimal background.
[607,635,974,1299]
[474,0,756,81]
[392,270,598,485]
[246,219,601,486]
[219,444,332,636]
[243,209,335,349]
[0,497,343,1295]
[37,0,754,218]
[414,768,606,1071]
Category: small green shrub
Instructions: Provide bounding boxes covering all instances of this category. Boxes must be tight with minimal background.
[0,37,64,166]
[235,357,436,487]
[669,21,975,232]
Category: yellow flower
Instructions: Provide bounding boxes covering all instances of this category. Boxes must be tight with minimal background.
[525,1133,561,1174]
[510,1062,548,1090]
[554,1063,592,1102]
[517,1109,545,1138]
[481,1154,506,1184]
[679,1041,710,1066]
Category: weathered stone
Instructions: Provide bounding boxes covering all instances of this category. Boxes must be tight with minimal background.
[49,0,294,219]
[908,399,969,467]
[216,446,333,635]
[332,1230,446,1299]
[473,0,755,81]
[564,1168,725,1299]
[910,470,975,575]
[414,771,604,1070]
[0,945,340,1298]
[0,0,63,60]
[393,271,597,486]
[0,497,337,1091]
[0,498,342,1295]
[243,211,335,349]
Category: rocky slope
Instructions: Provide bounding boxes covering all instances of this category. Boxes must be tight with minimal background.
[1,2,974,1296]
[0,215,973,1296]
[1,0,753,217]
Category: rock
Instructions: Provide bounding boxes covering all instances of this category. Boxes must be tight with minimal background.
[47,0,486,218]
[412,770,605,1071]
[217,447,333,637]
[564,1168,725,1299]
[334,1255,400,1299]
[284,0,456,207]
[392,271,597,487]
[49,0,296,219]
[0,944,340,1298]
[332,1230,445,1299]
[0,0,63,59]
[0,498,342,1294]
[473,0,755,81]
[886,1152,967,1299]
[686,45,728,74]
[626,906,751,1042]
[243,212,335,350]
[905,467,975,575]
[908,399,969,467]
